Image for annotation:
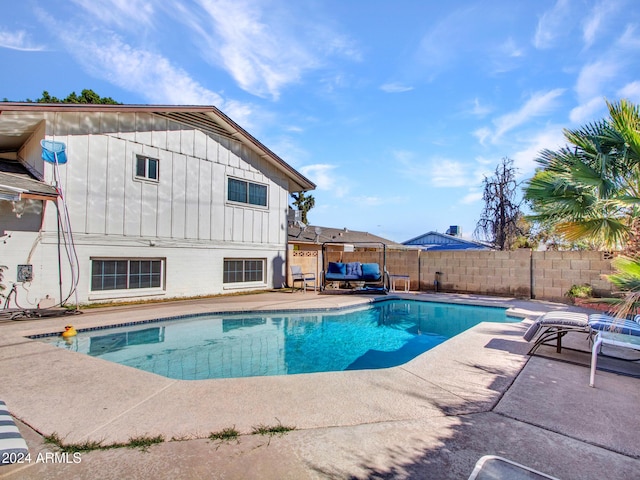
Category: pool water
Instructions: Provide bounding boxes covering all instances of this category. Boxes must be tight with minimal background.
[39,300,518,380]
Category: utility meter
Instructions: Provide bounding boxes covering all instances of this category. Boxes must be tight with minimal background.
[17,264,33,282]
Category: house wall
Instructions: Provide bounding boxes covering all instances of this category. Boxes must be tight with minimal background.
[2,111,292,305]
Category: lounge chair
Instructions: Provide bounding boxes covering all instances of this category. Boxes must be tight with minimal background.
[524,311,640,354]
[468,455,559,480]
[523,311,591,354]
[0,400,29,464]
[290,265,316,293]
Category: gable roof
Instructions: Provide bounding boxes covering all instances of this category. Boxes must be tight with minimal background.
[0,103,315,193]
[403,231,491,250]
[289,224,403,246]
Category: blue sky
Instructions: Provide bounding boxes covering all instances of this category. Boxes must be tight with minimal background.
[2,1,640,243]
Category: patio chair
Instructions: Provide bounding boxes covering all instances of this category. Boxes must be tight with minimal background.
[0,400,29,464]
[290,265,316,293]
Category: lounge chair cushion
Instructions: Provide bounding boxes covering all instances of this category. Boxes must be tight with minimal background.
[361,263,381,281]
[588,314,640,336]
[0,400,29,464]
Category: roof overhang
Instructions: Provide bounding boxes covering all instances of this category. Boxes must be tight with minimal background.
[0,103,316,193]
[0,171,58,202]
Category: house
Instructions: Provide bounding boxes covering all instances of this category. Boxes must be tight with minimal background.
[0,103,314,306]
[403,231,491,251]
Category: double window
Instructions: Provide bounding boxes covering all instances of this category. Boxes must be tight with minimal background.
[135,155,159,182]
[223,259,265,284]
[91,259,163,291]
[227,178,267,206]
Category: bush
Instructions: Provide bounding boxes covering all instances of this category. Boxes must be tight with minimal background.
[566,284,594,299]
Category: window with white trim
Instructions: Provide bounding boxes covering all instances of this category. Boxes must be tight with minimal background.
[223,259,265,284]
[227,178,267,206]
[135,155,159,181]
[91,259,164,291]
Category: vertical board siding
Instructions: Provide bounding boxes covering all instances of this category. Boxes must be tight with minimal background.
[106,137,126,235]
[86,135,108,234]
[156,149,173,238]
[184,153,199,239]
[171,153,187,238]
[198,160,212,239]
[46,113,290,244]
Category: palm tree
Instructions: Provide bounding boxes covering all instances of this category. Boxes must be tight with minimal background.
[290,191,315,224]
[524,99,640,251]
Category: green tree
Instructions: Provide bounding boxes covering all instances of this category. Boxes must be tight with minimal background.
[17,89,121,104]
[524,99,640,251]
[474,157,524,250]
[290,191,315,224]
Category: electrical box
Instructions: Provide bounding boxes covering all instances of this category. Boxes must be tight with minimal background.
[17,264,33,282]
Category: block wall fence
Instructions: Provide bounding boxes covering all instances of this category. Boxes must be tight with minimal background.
[287,247,616,302]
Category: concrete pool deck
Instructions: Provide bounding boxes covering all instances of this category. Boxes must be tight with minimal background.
[1,291,639,479]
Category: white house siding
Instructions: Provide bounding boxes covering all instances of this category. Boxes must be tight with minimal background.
[3,110,292,305]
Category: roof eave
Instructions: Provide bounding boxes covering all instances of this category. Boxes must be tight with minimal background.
[0,103,316,192]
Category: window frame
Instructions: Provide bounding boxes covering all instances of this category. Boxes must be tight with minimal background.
[226,177,268,208]
[90,258,165,292]
[223,258,266,286]
[134,154,159,183]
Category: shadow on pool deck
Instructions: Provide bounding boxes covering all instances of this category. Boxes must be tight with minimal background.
[1,292,639,479]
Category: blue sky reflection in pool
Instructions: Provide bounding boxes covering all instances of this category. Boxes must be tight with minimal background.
[44,300,518,380]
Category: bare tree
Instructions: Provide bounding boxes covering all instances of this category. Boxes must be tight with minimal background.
[474,157,523,250]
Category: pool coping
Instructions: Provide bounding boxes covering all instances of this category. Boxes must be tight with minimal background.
[0,292,561,444]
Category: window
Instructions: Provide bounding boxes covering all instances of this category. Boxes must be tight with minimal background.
[223,259,265,284]
[227,178,267,206]
[91,259,163,291]
[135,155,159,181]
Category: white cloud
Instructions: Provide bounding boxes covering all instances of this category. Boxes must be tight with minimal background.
[0,29,44,51]
[569,97,606,123]
[618,24,640,48]
[183,0,359,100]
[470,98,491,117]
[460,190,483,205]
[380,83,414,93]
[574,59,618,100]
[299,164,349,198]
[511,125,566,175]
[485,89,565,143]
[533,0,571,49]
[473,127,492,146]
[618,81,640,103]
[70,0,155,28]
[55,28,223,106]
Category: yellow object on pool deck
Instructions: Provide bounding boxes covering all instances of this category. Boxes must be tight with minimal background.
[61,325,77,338]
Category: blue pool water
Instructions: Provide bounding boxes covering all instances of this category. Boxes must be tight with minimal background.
[38,300,518,380]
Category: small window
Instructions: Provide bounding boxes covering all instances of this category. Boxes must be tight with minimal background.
[223,259,265,284]
[135,155,159,181]
[91,259,163,291]
[227,178,267,207]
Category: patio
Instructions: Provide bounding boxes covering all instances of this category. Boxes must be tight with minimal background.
[0,292,639,479]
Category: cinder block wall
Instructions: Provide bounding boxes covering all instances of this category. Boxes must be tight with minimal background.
[288,245,617,301]
[420,250,532,298]
[531,250,615,301]
[420,249,616,301]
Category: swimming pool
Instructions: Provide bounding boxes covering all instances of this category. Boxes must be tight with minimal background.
[38,299,518,380]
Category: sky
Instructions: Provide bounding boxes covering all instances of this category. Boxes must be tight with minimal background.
[2,0,640,243]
